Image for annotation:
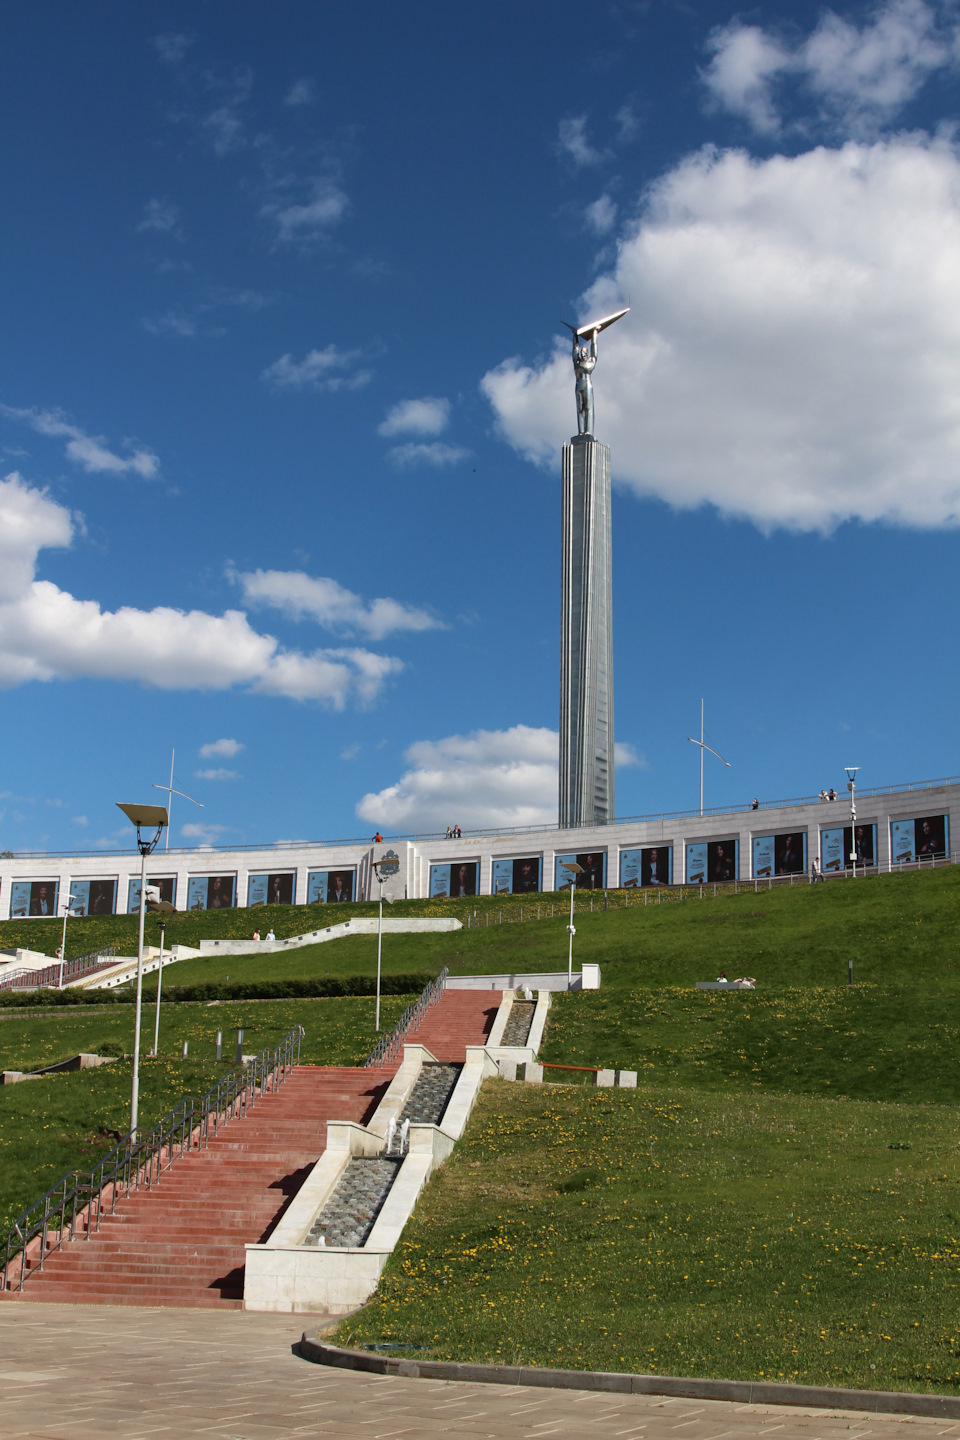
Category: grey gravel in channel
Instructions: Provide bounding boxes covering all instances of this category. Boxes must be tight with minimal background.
[500,1001,536,1047]
[398,1062,462,1127]
[308,1155,402,1248]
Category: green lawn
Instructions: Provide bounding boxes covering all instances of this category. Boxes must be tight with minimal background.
[539,982,960,1105]
[339,1079,960,1394]
[0,994,411,1234]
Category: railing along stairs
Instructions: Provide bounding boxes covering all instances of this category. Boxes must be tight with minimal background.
[365,967,448,1069]
[1,1023,304,1293]
[0,947,119,994]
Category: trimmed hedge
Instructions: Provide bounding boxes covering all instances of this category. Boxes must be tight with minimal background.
[0,972,435,1009]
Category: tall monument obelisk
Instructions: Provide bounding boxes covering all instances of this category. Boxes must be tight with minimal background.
[559,307,628,828]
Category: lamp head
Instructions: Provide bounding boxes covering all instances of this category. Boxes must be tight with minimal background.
[844,767,859,785]
[116,802,168,856]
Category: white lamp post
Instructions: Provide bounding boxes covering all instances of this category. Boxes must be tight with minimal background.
[687,699,731,816]
[371,851,400,1031]
[117,803,168,1138]
[561,862,584,987]
[845,767,859,876]
[57,893,81,990]
[151,919,167,1057]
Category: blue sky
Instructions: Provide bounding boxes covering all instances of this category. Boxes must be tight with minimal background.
[1,0,958,853]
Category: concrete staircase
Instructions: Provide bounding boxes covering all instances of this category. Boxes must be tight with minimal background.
[4,1066,387,1309]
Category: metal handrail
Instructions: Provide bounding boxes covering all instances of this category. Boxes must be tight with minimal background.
[365,968,449,1069]
[1,1023,304,1292]
[0,947,119,993]
[2,773,958,858]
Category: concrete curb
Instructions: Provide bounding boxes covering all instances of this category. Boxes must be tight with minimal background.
[296,1335,960,1418]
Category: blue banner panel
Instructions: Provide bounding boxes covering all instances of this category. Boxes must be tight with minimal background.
[429,862,476,898]
[67,879,116,916]
[687,842,738,883]
[620,847,672,886]
[492,857,542,895]
[127,877,176,914]
[555,852,607,890]
[187,876,236,911]
[429,864,450,898]
[307,871,328,904]
[752,836,775,878]
[821,827,845,872]
[9,879,59,918]
[247,873,295,907]
[685,844,707,884]
[491,860,513,895]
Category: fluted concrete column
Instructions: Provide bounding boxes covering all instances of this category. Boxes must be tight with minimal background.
[560,434,615,828]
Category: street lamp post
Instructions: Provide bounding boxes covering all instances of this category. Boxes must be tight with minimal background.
[151,919,167,1057]
[371,850,400,1032]
[845,767,859,877]
[57,893,80,990]
[687,699,731,817]
[116,803,168,1138]
[561,862,584,988]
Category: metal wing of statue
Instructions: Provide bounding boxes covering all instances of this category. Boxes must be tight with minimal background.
[573,306,630,338]
[561,306,630,338]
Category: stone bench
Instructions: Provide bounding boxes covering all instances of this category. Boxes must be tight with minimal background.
[696,981,755,990]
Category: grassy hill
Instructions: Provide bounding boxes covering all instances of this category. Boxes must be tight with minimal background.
[333,866,960,1391]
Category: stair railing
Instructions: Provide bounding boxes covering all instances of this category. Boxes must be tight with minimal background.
[365,967,448,1069]
[1,1023,304,1293]
[0,946,119,994]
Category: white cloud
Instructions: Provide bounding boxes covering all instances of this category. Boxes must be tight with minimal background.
[236,569,441,640]
[585,194,618,235]
[199,737,244,758]
[261,345,371,392]
[388,442,471,468]
[0,472,403,704]
[378,396,450,437]
[357,725,559,832]
[262,175,348,245]
[703,0,955,137]
[201,69,252,156]
[151,32,193,64]
[138,198,182,235]
[557,115,606,167]
[194,767,239,781]
[285,78,316,106]
[1,406,159,479]
[615,742,644,768]
[482,135,960,533]
[181,821,229,845]
[143,311,198,339]
[702,23,790,134]
[72,815,88,827]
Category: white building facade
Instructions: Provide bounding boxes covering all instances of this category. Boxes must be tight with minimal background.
[0,776,955,920]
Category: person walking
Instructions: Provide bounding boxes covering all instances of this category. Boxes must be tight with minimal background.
[811,856,824,884]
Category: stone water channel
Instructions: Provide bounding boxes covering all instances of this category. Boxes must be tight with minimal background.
[306,1063,463,1249]
[305,1001,537,1250]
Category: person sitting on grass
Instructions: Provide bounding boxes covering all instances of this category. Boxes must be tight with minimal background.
[733,976,756,988]
[716,971,728,983]
[252,930,260,941]
[265,928,276,942]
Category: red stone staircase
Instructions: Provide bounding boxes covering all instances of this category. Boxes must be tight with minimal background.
[404,988,500,1061]
[2,989,500,1309]
[3,1067,386,1309]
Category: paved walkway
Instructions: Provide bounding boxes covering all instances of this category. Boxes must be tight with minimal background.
[0,1303,955,1440]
